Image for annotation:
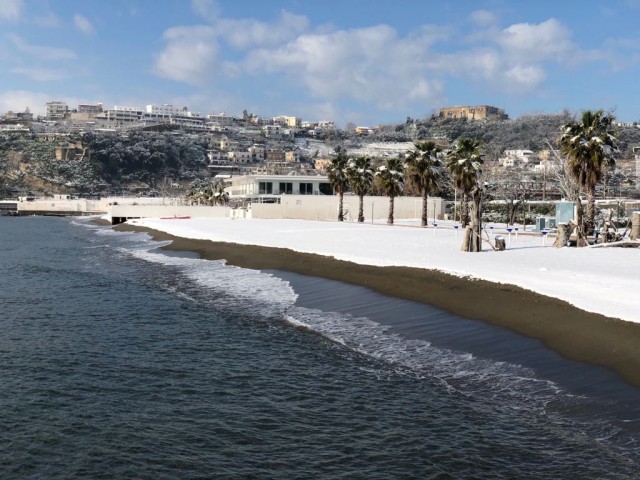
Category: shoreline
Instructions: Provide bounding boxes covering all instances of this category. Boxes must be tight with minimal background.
[115,222,640,389]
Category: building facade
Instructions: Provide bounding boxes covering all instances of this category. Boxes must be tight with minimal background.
[78,103,104,115]
[225,175,333,197]
[439,105,508,121]
[45,101,68,120]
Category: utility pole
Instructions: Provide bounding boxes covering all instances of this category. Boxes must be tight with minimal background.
[542,161,547,201]
[634,146,640,192]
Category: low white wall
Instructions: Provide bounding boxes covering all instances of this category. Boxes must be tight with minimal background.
[17,199,104,213]
[250,195,445,222]
[109,204,229,221]
[98,197,184,210]
[16,196,185,214]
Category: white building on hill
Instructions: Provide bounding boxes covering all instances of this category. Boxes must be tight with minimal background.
[500,149,539,168]
[45,101,68,120]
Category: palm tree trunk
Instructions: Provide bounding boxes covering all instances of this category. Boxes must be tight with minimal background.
[585,184,596,236]
[338,190,344,221]
[358,194,364,222]
[461,192,469,227]
[575,195,589,247]
[387,195,395,224]
[464,187,483,252]
[421,189,428,227]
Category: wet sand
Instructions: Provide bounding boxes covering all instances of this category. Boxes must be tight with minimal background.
[116,223,640,389]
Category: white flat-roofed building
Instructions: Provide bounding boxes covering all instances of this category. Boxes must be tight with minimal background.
[78,103,104,115]
[0,123,30,132]
[113,105,141,112]
[45,101,68,120]
[500,149,538,168]
[272,115,302,128]
[207,113,235,126]
[225,174,333,197]
[98,106,144,124]
[146,104,182,116]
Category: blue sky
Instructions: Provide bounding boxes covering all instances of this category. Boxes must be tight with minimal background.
[1,0,640,126]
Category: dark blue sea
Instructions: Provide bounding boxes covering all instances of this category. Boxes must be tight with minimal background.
[1,216,639,479]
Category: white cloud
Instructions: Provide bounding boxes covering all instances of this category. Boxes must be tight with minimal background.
[192,0,219,22]
[154,12,590,114]
[244,25,444,111]
[425,18,581,93]
[498,18,575,62]
[8,34,77,61]
[74,14,95,35]
[0,0,21,21]
[504,65,546,90]
[0,90,50,115]
[154,26,218,85]
[413,24,454,46]
[471,10,498,27]
[216,11,309,49]
[10,66,72,81]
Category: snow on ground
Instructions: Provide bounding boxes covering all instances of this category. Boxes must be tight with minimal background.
[349,142,415,158]
[129,217,640,324]
[297,139,414,159]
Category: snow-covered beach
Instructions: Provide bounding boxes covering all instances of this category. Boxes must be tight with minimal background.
[127,217,639,324]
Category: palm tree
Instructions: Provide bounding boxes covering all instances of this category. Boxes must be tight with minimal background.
[326,147,350,221]
[185,179,209,205]
[347,156,374,222]
[375,157,404,224]
[558,110,618,241]
[446,138,484,227]
[446,138,484,252]
[212,179,229,206]
[405,141,443,227]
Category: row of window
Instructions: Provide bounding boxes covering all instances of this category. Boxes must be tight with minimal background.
[258,182,332,195]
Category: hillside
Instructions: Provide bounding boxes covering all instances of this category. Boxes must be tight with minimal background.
[1,113,639,197]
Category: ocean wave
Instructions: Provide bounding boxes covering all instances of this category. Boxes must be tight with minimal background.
[284,305,563,412]
[91,221,565,409]
[122,244,298,320]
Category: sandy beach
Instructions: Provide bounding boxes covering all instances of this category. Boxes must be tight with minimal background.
[115,221,640,388]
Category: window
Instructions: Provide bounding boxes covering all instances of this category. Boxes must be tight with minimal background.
[279,182,292,194]
[319,183,333,195]
[259,182,272,194]
[300,182,313,195]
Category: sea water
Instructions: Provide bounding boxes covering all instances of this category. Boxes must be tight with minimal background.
[0,216,639,479]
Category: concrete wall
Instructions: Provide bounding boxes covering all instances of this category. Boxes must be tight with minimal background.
[16,196,185,215]
[15,194,444,224]
[109,204,229,222]
[250,195,445,222]
[17,199,104,214]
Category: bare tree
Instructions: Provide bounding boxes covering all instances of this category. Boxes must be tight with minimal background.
[545,140,580,200]
[487,166,535,226]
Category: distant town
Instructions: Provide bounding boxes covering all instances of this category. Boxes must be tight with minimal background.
[1,101,639,211]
